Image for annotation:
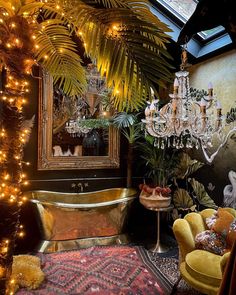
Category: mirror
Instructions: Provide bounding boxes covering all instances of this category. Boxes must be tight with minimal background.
[38,67,120,170]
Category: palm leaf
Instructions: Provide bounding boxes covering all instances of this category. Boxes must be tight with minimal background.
[112,112,137,128]
[34,19,87,96]
[111,112,141,143]
[0,0,15,15]
[122,124,141,144]
[189,178,218,209]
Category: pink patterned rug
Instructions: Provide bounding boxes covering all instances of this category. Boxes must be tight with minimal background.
[16,245,172,295]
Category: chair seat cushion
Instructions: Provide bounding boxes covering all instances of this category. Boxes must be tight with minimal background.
[185,249,222,286]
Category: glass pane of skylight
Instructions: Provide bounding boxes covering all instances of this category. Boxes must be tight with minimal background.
[156,0,224,40]
[158,0,197,22]
[200,26,225,39]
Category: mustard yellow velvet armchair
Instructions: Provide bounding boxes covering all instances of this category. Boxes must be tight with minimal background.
[172,208,236,295]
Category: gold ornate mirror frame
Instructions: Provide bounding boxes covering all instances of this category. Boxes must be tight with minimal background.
[37,72,120,170]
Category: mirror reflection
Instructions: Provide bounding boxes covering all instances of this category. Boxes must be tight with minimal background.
[38,65,119,170]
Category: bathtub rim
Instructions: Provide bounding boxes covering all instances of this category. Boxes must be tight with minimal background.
[26,187,137,209]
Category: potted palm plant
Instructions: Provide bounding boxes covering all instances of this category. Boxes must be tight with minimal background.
[112,112,142,187]
[138,136,180,208]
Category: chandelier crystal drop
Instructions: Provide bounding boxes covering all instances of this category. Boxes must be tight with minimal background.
[142,46,236,163]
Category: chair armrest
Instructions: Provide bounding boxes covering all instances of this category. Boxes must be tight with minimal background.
[173,219,195,262]
[220,251,230,273]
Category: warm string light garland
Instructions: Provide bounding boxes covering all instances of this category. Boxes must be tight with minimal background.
[0,1,79,293]
[0,5,34,293]
[0,72,30,295]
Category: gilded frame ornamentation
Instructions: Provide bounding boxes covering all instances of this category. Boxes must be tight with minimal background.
[37,72,120,170]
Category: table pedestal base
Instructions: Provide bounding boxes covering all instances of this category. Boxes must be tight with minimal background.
[149,243,169,253]
[148,205,174,254]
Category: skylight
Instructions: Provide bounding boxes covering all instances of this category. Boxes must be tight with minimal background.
[156,0,224,40]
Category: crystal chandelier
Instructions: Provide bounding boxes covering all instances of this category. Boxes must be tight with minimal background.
[65,64,106,137]
[65,119,91,137]
[142,46,236,163]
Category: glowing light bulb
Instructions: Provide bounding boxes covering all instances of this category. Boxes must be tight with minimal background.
[4,174,9,180]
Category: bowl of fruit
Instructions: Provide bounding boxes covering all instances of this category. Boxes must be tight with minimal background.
[139,184,171,209]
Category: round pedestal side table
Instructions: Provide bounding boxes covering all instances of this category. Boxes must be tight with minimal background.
[148,204,174,253]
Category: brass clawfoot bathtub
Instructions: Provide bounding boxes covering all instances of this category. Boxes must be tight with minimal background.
[25,188,137,253]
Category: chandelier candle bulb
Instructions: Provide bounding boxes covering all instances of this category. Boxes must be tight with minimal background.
[173,78,179,95]
[200,98,207,114]
[150,87,155,97]
[208,82,213,97]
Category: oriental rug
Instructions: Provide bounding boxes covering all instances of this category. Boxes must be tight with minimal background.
[16,245,173,295]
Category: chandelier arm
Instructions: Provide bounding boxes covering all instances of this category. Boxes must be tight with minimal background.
[201,127,236,164]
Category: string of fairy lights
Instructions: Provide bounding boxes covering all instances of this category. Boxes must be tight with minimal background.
[0,3,34,294]
[0,75,31,294]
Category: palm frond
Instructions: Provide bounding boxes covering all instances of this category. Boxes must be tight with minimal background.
[59,2,173,111]
[0,0,15,16]
[112,112,137,128]
[34,19,87,96]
